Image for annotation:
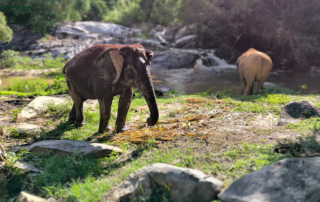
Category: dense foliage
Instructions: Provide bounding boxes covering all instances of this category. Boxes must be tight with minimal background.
[0,0,108,34]
[0,12,13,42]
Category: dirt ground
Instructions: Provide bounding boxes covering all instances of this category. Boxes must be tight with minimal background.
[0,94,317,157]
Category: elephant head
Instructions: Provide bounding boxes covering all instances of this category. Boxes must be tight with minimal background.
[99,45,159,126]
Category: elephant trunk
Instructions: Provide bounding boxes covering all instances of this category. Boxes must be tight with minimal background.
[136,72,159,126]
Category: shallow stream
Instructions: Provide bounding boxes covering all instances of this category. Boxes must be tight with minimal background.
[151,68,320,95]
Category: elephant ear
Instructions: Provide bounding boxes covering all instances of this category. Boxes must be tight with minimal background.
[109,51,124,85]
[145,50,154,62]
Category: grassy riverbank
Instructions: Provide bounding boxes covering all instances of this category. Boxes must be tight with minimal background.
[0,50,67,70]
[1,86,320,201]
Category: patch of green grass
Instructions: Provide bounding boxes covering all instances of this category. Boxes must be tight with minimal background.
[1,75,68,97]
[11,108,23,122]
[0,50,67,70]
[42,34,53,42]
[5,78,51,93]
[286,117,320,133]
[221,143,292,182]
[30,151,106,188]
[262,87,296,95]
[230,93,320,114]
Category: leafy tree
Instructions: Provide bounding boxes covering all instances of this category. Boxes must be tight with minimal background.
[1,0,91,34]
[0,12,13,42]
[82,0,108,21]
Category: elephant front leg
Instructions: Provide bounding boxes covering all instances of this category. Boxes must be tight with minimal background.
[98,97,113,133]
[115,88,133,133]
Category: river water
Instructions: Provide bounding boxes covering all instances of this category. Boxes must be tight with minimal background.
[151,67,320,95]
[0,68,319,95]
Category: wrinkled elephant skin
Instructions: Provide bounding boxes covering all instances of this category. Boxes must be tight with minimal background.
[237,48,273,96]
[62,44,159,133]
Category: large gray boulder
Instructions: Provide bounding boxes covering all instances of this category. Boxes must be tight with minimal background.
[219,157,320,202]
[104,163,223,202]
[26,140,122,158]
[124,38,168,51]
[55,23,102,40]
[16,96,66,122]
[152,49,199,69]
[175,24,197,42]
[174,34,201,49]
[76,21,132,38]
[278,101,320,126]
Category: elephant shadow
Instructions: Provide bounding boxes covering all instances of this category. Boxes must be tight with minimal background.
[36,120,117,142]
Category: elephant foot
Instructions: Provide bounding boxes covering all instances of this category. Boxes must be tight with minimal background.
[116,125,128,134]
[75,120,86,127]
[98,124,112,133]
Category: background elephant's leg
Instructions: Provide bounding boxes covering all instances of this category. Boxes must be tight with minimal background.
[241,78,246,95]
[249,83,254,95]
[98,96,113,133]
[115,88,133,133]
[244,80,254,96]
[68,104,76,122]
[258,77,268,93]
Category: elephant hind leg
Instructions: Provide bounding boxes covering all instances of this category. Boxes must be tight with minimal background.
[244,80,255,96]
[241,78,247,95]
[69,90,86,127]
[258,77,268,93]
[250,83,254,95]
[68,104,76,122]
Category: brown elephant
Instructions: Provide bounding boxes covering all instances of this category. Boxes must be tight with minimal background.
[236,48,273,96]
[62,44,159,133]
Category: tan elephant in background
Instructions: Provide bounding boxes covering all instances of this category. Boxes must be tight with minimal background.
[236,48,273,96]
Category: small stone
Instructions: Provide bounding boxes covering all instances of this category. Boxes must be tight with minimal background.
[15,191,49,202]
[16,123,41,136]
[129,173,135,179]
